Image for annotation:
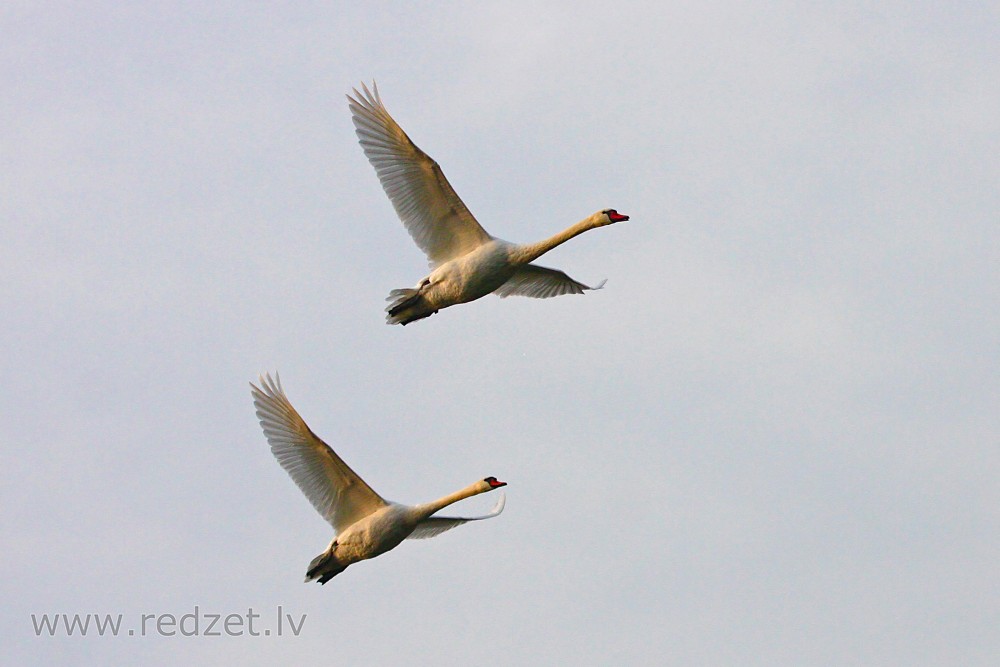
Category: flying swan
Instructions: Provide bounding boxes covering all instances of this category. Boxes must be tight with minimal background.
[347,82,630,325]
[251,373,507,583]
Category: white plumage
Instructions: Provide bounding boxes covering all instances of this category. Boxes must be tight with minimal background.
[348,82,630,325]
[251,373,506,584]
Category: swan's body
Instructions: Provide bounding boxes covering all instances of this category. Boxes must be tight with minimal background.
[251,373,506,583]
[348,82,630,325]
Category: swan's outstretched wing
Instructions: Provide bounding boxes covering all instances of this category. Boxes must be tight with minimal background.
[493,263,607,299]
[348,82,492,266]
[251,373,388,534]
[407,492,506,540]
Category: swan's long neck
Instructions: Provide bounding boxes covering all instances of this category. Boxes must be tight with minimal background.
[510,216,600,265]
[414,482,486,519]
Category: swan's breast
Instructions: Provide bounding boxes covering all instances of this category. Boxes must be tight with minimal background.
[429,240,517,304]
[336,504,416,562]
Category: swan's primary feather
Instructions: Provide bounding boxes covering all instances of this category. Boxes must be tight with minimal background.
[250,373,388,534]
[493,263,607,299]
[407,491,506,540]
[347,82,492,267]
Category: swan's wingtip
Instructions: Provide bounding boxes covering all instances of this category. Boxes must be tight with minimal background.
[491,490,507,515]
[251,371,284,397]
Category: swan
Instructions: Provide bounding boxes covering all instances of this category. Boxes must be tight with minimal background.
[250,373,507,584]
[347,82,630,325]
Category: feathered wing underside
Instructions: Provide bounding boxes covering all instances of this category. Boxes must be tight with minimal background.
[407,492,506,540]
[251,373,388,533]
[347,82,492,266]
[493,263,607,299]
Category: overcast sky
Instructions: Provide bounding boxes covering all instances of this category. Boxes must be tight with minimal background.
[3,2,998,665]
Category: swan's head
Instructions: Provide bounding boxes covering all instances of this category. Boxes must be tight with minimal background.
[599,209,629,225]
[483,476,507,490]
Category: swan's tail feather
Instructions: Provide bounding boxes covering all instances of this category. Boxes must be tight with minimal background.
[385,288,438,325]
[305,549,347,585]
[385,288,417,302]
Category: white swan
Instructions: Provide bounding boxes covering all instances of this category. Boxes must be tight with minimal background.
[348,82,630,325]
[250,373,507,584]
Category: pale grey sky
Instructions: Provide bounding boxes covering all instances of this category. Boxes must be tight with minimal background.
[3,2,998,665]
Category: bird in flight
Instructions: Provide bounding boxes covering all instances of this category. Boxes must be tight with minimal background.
[348,82,630,325]
[251,373,507,583]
